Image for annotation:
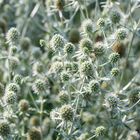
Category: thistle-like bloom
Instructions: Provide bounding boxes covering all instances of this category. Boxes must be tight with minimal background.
[21,37,31,51]
[115,29,127,41]
[13,74,22,85]
[81,61,93,76]
[6,83,20,94]
[55,0,65,10]
[30,116,40,127]
[110,10,121,24]
[94,42,105,56]
[111,68,119,77]
[18,99,29,112]
[97,18,105,28]
[95,126,106,137]
[82,19,93,34]
[0,121,10,137]
[89,80,100,93]
[5,91,17,105]
[106,94,118,108]
[33,79,45,94]
[64,43,75,55]
[27,128,42,140]
[60,105,74,121]
[109,53,119,63]
[6,27,19,45]
[58,90,69,103]
[51,34,65,50]
[61,71,70,82]
[80,38,92,51]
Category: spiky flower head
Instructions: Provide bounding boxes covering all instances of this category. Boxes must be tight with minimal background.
[7,57,19,70]
[69,29,80,43]
[18,99,29,112]
[81,61,93,76]
[0,121,10,137]
[21,37,31,51]
[89,80,100,93]
[6,83,20,94]
[82,19,93,34]
[40,39,46,47]
[27,128,42,140]
[55,0,65,10]
[115,29,127,41]
[61,71,70,82]
[5,91,17,105]
[64,61,72,71]
[110,10,121,24]
[60,105,74,121]
[97,18,105,28]
[33,79,45,93]
[111,68,119,77]
[129,88,140,103]
[51,34,65,50]
[30,116,40,127]
[6,27,19,45]
[94,42,105,56]
[53,62,63,73]
[80,38,92,51]
[58,90,69,103]
[106,94,118,108]
[9,46,17,55]
[0,82,4,97]
[109,53,119,63]
[13,74,22,85]
[95,126,106,137]
[64,43,75,55]
[32,48,42,59]
[33,62,44,74]
[72,62,78,72]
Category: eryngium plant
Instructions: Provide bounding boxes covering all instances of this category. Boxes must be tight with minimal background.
[0,0,139,140]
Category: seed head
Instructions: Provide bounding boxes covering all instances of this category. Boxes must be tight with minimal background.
[106,95,118,107]
[109,53,119,63]
[13,74,22,85]
[30,116,40,127]
[69,29,80,43]
[59,90,69,103]
[95,126,106,137]
[80,38,92,50]
[94,42,105,56]
[21,37,31,51]
[82,19,93,34]
[110,10,121,24]
[89,80,100,93]
[61,71,70,82]
[27,128,42,140]
[64,43,75,55]
[6,27,19,45]
[18,99,29,112]
[9,46,17,55]
[111,68,119,77]
[51,34,65,50]
[55,0,65,10]
[60,105,74,121]
[97,18,105,28]
[0,121,10,137]
[6,83,20,94]
[81,61,93,76]
[115,29,127,41]
[5,91,17,105]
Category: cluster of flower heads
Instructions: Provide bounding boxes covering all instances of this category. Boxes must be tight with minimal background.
[0,0,139,140]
